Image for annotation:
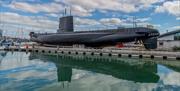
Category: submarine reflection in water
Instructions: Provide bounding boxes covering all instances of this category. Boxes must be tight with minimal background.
[29,53,159,83]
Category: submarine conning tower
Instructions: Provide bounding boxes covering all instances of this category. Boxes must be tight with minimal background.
[57,16,74,33]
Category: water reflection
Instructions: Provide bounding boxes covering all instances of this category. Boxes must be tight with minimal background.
[0,52,57,91]
[29,53,159,83]
[0,52,180,91]
[159,62,180,73]
[0,51,7,63]
[29,53,180,91]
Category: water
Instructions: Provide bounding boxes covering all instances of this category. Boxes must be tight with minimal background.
[0,51,180,91]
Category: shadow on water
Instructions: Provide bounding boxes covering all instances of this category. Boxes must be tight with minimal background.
[29,53,160,83]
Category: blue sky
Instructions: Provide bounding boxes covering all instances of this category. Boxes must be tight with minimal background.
[0,0,180,38]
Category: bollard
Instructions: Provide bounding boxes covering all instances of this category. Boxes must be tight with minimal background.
[55,51,57,53]
[83,52,86,55]
[68,51,71,54]
[163,56,167,60]
[91,52,94,56]
[151,55,154,59]
[15,49,19,51]
[139,55,143,58]
[75,52,78,55]
[108,53,112,57]
[118,54,121,57]
[28,50,32,52]
[61,51,64,54]
[100,53,103,56]
[176,57,180,60]
[22,49,26,52]
[35,50,38,53]
[42,50,45,53]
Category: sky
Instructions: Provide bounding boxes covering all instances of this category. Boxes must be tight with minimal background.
[0,0,180,38]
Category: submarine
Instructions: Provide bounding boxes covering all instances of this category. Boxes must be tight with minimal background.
[30,15,160,49]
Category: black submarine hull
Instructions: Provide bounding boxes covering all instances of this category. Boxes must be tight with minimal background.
[30,27,159,49]
[30,16,160,49]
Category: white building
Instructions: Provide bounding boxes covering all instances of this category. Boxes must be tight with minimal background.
[158,29,180,50]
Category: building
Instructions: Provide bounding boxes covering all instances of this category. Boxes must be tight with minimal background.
[158,29,180,50]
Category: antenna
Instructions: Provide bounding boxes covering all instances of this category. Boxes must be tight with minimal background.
[135,16,137,28]
[132,16,137,28]
[133,17,134,28]
[70,7,72,16]
[64,8,67,16]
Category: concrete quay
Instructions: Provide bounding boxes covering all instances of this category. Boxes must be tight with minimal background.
[2,46,180,61]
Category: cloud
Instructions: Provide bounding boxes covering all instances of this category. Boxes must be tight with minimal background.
[46,13,60,18]
[4,0,163,17]
[74,17,101,31]
[65,0,134,13]
[71,5,92,16]
[155,1,180,16]
[122,17,160,28]
[65,0,161,14]
[0,12,59,38]
[124,17,151,23]
[8,2,64,13]
[162,72,180,86]
[6,1,92,17]
[74,17,123,30]
[171,26,180,30]
[139,0,160,7]
[176,17,180,20]
[136,17,151,22]
[138,22,161,28]
[100,18,122,25]
[1,12,58,29]
[74,17,158,31]
[74,17,100,25]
